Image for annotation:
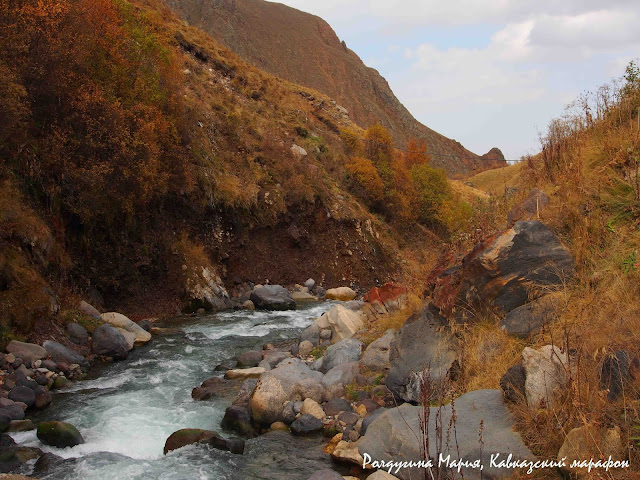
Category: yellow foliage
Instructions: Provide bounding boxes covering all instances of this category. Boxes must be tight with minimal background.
[345,156,384,204]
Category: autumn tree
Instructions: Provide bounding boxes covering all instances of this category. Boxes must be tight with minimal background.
[405,138,431,169]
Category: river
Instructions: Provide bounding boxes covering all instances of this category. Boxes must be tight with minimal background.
[11,303,341,479]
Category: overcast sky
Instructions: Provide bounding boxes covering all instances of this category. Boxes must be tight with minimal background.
[273,0,639,159]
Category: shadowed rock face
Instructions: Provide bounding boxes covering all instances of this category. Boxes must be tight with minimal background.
[430,221,574,322]
[162,0,503,176]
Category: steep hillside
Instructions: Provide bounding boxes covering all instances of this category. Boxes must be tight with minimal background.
[162,0,505,176]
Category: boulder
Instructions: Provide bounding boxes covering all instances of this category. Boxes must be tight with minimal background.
[359,390,534,480]
[557,425,625,478]
[78,300,101,319]
[306,470,343,480]
[360,330,395,371]
[37,421,84,448]
[0,404,25,421]
[232,378,258,407]
[368,471,401,480]
[325,287,356,301]
[298,341,314,357]
[292,292,318,304]
[324,398,353,417]
[8,387,35,408]
[385,306,457,403]
[91,324,130,359]
[5,341,46,364]
[250,285,296,311]
[116,329,136,351]
[304,278,316,291]
[499,363,526,403]
[507,187,549,226]
[499,292,563,337]
[430,221,574,322]
[299,324,321,347]
[322,362,359,400]
[42,341,88,367]
[600,350,638,402]
[243,300,255,310]
[291,144,307,160]
[138,319,152,331]
[321,339,363,373]
[191,377,231,401]
[100,312,151,343]
[331,440,364,466]
[221,405,256,438]
[237,351,263,368]
[290,414,322,435]
[66,322,89,345]
[249,358,324,425]
[7,419,34,432]
[182,266,231,313]
[163,428,244,455]
[364,283,408,313]
[314,305,363,343]
[522,345,569,409]
[300,398,325,420]
[34,389,52,409]
[261,350,291,368]
[225,367,266,380]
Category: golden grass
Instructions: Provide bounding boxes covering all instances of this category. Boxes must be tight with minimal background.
[466,161,524,195]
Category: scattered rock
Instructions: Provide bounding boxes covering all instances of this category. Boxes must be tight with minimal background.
[270,421,288,431]
[163,428,244,455]
[298,341,314,357]
[304,278,316,291]
[221,405,256,438]
[292,292,318,304]
[331,440,364,466]
[315,305,363,343]
[522,345,569,408]
[299,324,321,347]
[300,398,325,420]
[91,324,130,359]
[191,377,230,401]
[557,425,625,478]
[237,351,263,368]
[325,287,356,301]
[290,144,308,160]
[324,398,353,416]
[385,306,456,403]
[225,367,266,380]
[137,319,152,332]
[7,419,34,432]
[37,421,84,448]
[321,339,363,373]
[42,341,88,368]
[243,300,255,310]
[290,414,322,435]
[322,362,359,399]
[250,285,296,311]
[8,387,35,408]
[306,470,343,480]
[100,312,151,343]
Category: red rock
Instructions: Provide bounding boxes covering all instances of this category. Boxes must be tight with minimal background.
[364,283,407,307]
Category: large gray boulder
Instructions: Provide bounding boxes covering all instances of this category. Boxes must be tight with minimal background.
[100,312,151,343]
[385,306,457,403]
[250,285,296,311]
[360,329,396,371]
[91,324,130,359]
[522,345,569,409]
[66,322,89,345]
[321,338,363,373]
[43,341,88,367]
[499,292,563,337]
[6,341,47,364]
[358,390,535,480]
[321,362,359,400]
[249,358,324,425]
[430,220,574,322]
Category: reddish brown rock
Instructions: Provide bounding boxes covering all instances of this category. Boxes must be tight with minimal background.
[364,283,407,311]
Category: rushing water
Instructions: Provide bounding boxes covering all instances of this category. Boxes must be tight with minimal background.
[11,303,340,480]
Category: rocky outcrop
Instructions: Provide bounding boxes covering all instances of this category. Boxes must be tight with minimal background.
[250,285,296,311]
[100,313,151,343]
[385,306,456,403]
[358,390,534,480]
[314,305,363,343]
[430,221,573,323]
[363,283,408,313]
[183,266,231,312]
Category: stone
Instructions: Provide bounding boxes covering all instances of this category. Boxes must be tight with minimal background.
[361,408,385,435]
[430,221,574,322]
[324,398,353,416]
[507,187,550,226]
[37,421,84,448]
[291,143,308,159]
[360,330,395,371]
[600,350,638,402]
[163,428,243,455]
[7,419,34,432]
[250,285,296,311]
[243,300,255,310]
[0,405,24,421]
[499,293,563,337]
[290,414,323,435]
[499,363,526,403]
[232,379,258,406]
[249,358,324,425]
[292,291,318,303]
[385,306,457,403]
[5,341,46,364]
[116,328,136,351]
[91,324,130,359]
[261,350,291,368]
[306,470,343,480]
[364,283,408,313]
[100,312,151,343]
[78,300,101,319]
[34,390,52,409]
[52,376,72,390]
[321,339,362,373]
[191,377,230,401]
[325,287,356,301]
[331,440,364,466]
[225,367,266,380]
[138,319,152,331]
[299,324,321,347]
[237,351,263,368]
[304,278,316,290]
[358,390,534,480]
[314,305,363,343]
[367,471,401,480]
[8,387,35,408]
[43,341,88,368]
[300,398,325,420]
[66,322,89,345]
[557,425,625,478]
[322,362,359,400]
[522,345,569,408]
[182,266,231,313]
[298,341,314,356]
[270,421,288,431]
[221,405,256,438]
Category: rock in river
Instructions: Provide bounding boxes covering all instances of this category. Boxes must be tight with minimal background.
[250,285,296,311]
[37,421,84,448]
[91,324,130,359]
[100,312,151,343]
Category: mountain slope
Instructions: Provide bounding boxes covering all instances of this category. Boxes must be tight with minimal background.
[162,0,504,176]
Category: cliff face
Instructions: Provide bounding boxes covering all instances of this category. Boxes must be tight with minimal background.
[163,0,505,175]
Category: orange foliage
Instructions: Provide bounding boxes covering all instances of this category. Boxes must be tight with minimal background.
[346,156,384,204]
[405,138,431,168]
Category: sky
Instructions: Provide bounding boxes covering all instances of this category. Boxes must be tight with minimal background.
[271,0,639,160]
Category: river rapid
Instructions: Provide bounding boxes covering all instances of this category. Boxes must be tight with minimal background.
[11,303,339,480]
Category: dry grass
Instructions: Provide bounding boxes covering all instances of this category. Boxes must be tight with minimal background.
[466,161,524,195]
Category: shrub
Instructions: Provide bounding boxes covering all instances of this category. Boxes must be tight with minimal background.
[346,156,385,205]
